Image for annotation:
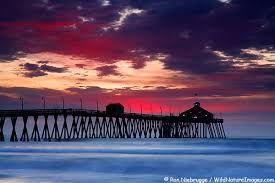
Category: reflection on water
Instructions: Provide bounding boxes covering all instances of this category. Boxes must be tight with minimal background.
[0,139,275,183]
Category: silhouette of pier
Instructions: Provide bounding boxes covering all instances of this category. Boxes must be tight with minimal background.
[0,102,226,142]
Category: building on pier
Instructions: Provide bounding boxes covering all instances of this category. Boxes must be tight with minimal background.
[179,102,213,121]
[106,103,124,115]
[162,101,226,139]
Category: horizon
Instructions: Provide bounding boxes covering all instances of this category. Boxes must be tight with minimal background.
[0,0,275,138]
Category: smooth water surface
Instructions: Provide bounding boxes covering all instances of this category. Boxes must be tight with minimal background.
[0,139,275,183]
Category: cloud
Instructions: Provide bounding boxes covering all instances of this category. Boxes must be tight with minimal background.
[95,65,121,77]
[37,60,50,64]
[22,63,39,70]
[101,0,111,7]
[24,70,48,78]
[104,7,144,31]
[218,0,231,4]
[78,16,95,23]
[40,64,67,73]
[75,64,87,68]
[20,62,68,78]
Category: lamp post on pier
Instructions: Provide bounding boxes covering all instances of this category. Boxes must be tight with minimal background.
[129,104,131,113]
[42,97,46,111]
[19,97,24,110]
[62,97,65,110]
[80,98,83,110]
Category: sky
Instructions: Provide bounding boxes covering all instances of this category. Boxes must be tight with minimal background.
[0,0,275,137]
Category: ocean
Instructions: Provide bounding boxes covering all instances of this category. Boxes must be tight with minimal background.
[0,139,275,183]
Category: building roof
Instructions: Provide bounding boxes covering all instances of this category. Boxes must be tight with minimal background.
[106,103,124,108]
[179,102,213,119]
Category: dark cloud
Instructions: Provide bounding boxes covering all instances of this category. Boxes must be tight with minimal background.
[75,64,87,68]
[20,62,68,78]
[66,86,107,94]
[164,53,232,74]
[37,60,50,64]
[24,70,47,78]
[40,64,67,73]
[95,65,121,77]
[23,63,39,70]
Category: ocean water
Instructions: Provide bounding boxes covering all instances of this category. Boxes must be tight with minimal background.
[0,139,275,183]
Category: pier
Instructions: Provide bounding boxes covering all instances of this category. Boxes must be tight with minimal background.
[0,102,226,142]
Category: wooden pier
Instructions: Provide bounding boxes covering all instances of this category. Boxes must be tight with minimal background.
[0,103,226,142]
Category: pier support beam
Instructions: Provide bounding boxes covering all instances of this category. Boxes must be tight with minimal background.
[142,119,147,138]
[115,117,121,138]
[121,117,127,138]
[0,117,5,141]
[78,116,87,138]
[211,123,217,138]
[159,121,163,138]
[51,114,60,140]
[220,123,226,138]
[215,123,222,138]
[60,114,69,139]
[31,115,40,141]
[10,117,18,142]
[70,115,79,139]
[42,115,51,141]
[207,123,213,138]
[20,115,29,141]
[132,118,137,138]
[153,120,157,138]
[126,118,132,138]
[101,116,107,138]
[87,116,93,138]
